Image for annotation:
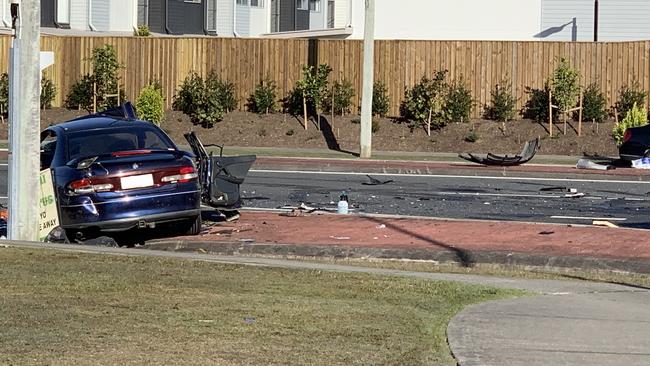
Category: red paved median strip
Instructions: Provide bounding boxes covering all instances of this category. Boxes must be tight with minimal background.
[183,211,650,262]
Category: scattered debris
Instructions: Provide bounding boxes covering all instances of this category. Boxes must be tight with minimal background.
[329,236,351,240]
[458,138,540,166]
[376,224,386,229]
[363,175,394,185]
[632,158,650,169]
[540,186,577,193]
[539,231,555,235]
[592,220,619,228]
[564,192,585,198]
[244,317,256,324]
[576,158,614,170]
[81,236,118,247]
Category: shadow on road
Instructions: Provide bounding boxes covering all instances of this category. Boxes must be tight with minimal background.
[364,216,475,267]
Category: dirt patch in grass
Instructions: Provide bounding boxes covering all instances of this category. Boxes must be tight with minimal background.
[0,247,522,365]
[27,108,620,157]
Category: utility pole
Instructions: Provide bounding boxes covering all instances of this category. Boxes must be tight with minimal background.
[359,0,374,159]
[8,0,41,241]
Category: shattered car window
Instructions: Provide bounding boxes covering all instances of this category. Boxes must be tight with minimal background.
[67,127,174,161]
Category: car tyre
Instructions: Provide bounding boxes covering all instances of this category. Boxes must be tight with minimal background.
[185,214,202,236]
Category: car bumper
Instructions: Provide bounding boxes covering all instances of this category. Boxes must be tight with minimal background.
[59,188,201,231]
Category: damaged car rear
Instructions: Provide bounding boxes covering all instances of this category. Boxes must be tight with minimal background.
[41,111,202,239]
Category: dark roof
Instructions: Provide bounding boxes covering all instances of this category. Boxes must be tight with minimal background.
[50,116,154,133]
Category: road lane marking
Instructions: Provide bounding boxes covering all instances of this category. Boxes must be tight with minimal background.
[551,215,627,221]
[250,169,650,185]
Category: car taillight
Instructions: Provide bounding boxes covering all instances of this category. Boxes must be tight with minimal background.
[68,178,115,195]
[623,129,632,143]
[112,150,152,157]
[161,166,198,183]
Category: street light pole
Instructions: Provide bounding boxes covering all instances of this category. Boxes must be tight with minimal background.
[359,0,374,159]
[8,0,41,241]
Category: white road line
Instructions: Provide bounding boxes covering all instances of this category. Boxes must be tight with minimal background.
[250,169,650,185]
[550,215,628,221]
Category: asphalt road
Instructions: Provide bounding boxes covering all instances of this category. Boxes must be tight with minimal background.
[241,170,650,229]
[1,164,648,229]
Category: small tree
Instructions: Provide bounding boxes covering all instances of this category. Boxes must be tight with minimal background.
[580,82,607,123]
[40,76,57,110]
[372,81,390,117]
[550,58,581,123]
[326,78,355,116]
[65,44,125,112]
[136,84,165,125]
[615,81,647,121]
[485,81,516,122]
[445,78,473,123]
[249,78,278,114]
[295,64,332,130]
[401,71,448,136]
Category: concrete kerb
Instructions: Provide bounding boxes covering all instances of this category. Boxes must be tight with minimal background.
[143,240,650,275]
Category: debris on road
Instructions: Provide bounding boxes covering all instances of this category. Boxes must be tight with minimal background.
[576,158,614,171]
[458,138,539,166]
[632,157,650,169]
[363,175,394,185]
[592,220,619,228]
[540,186,577,193]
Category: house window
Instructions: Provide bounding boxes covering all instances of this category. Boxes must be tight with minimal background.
[237,0,247,5]
[309,0,320,12]
[296,0,307,10]
[184,0,202,3]
[251,0,264,7]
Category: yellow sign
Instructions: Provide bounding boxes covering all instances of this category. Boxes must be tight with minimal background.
[38,169,59,241]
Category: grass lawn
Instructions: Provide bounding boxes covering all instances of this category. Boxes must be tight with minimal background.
[0,247,523,365]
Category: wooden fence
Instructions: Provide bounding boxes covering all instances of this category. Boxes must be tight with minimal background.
[1,35,648,118]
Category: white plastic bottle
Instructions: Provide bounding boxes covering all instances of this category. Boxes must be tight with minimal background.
[337,192,349,214]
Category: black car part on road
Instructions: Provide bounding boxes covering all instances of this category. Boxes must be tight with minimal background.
[184,132,256,210]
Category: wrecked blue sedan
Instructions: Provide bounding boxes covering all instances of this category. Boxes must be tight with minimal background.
[40,107,202,239]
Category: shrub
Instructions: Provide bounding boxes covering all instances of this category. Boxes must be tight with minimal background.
[206,73,237,112]
[173,71,204,115]
[371,118,380,133]
[580,82,607,122]
[65,74,94,111]
[0,73,7,115]
[372,81,390,117]
[401,70,448,135]
[485,81,516,121]
[523,84,558,122]
[615,82,647,121]
[40,76,56,109]
[249,78,278,114]
[445,79,473,123]
[325,79,355,116]
[285,129,295,136]
[550,58,581,118]
[173,71,232,128]
[136,84,165,125]
[134,25,151,37]
[282,87,305,116]
[465,130,479,143]
[613,102,648,145]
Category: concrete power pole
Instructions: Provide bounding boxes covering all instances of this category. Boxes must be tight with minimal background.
[359,0,375,159]
[8,0,41,241]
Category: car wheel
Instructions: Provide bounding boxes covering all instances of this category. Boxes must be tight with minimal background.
[184,214,202,236]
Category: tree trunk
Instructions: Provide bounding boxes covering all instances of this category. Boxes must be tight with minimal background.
[302,92,308,130]
[427,107,433,136]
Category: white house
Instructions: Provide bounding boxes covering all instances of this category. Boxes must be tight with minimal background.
[263,0,650,42]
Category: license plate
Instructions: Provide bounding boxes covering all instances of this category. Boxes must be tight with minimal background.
[120,174,154,190]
